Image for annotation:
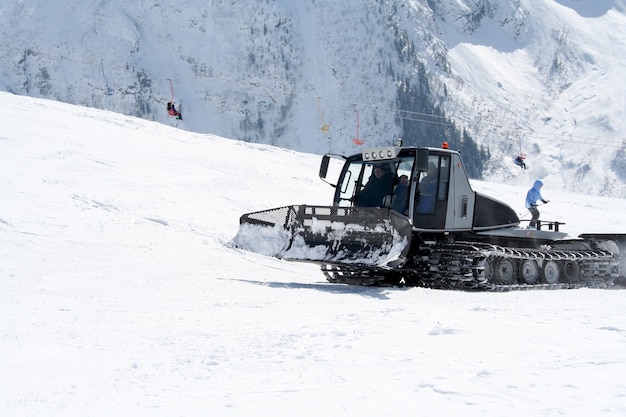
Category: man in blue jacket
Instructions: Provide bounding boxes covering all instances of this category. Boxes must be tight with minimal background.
[525,180,549,229]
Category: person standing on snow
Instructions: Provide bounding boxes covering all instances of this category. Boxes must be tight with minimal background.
[525,180,549,229]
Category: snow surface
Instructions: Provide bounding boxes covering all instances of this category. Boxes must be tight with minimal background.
[1,92,626,416]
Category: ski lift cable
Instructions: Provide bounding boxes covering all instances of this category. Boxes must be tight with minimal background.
[2,43,456,127]
[0,44,560,137]
[3,42,626,147]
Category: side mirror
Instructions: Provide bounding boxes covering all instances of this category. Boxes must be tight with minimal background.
[319,155,330,179]
[416,148,429,172]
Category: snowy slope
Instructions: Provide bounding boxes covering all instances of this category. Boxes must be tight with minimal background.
[2,93,626,417]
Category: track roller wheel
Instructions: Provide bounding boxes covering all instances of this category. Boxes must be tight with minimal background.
[520,259,539,285]
[562,260,580,283]
[493,258,517,285]
[542,260,560,284]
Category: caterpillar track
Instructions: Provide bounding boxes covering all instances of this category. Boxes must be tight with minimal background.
[234,144,625,291]
[321,243,619,291]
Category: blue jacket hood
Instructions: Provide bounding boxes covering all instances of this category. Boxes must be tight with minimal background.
[525,180,545,208]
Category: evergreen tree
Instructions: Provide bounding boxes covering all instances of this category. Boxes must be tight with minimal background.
[396,65,486,179]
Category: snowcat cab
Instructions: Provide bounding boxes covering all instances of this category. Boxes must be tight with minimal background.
[321,146,519,232]
[233,145,624,290]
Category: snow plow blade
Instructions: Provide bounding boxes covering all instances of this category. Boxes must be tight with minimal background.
[232,205,412,268]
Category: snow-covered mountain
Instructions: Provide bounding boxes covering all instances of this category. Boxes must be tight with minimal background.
[1,0,624,197]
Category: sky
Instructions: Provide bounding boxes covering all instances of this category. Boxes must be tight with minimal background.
[1,92,626,416]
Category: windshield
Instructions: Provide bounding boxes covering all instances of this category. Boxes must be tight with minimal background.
[334,155,415,210]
